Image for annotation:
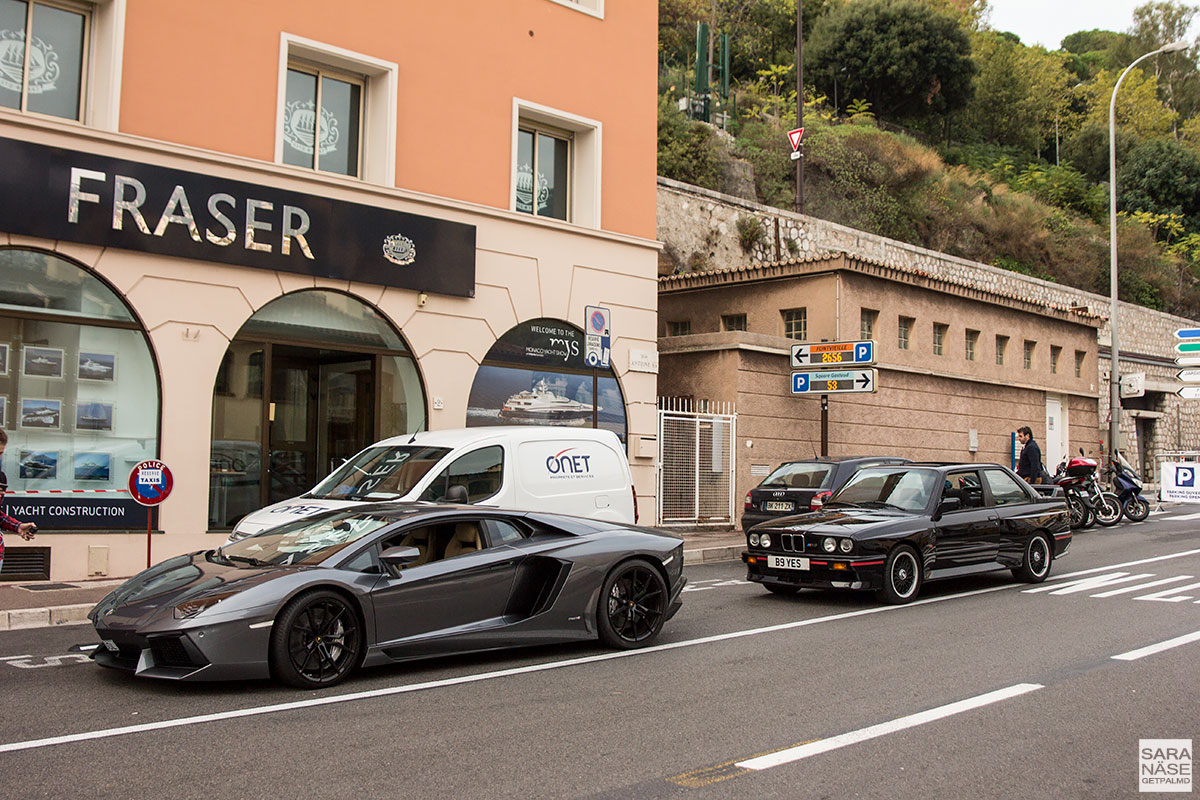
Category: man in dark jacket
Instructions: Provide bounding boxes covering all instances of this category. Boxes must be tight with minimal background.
[1016,426,1045,484]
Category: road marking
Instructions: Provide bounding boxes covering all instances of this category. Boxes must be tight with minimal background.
[1090,575,1194,597]
[1112,629,1200,661]
[734,684,1044,770]
[1049,549,1200,581]
[5,545,1200,755]
[1134,580,1200,603]
[1023,572,1154,595]
[1166,512,1200,521]
[667,744,816,788]
[0,655,32,661]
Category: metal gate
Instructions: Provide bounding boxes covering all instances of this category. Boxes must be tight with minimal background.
[656,397,736,526]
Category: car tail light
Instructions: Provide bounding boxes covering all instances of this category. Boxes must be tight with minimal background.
[745,491,753,511]
[810,491,832,511]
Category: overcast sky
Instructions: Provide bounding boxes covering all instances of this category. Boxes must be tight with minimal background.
[985,0,1198,50]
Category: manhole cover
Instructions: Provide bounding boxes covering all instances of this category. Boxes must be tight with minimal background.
[19,583,80,591]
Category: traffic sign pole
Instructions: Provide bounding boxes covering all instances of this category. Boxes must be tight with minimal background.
[129,460,173,567]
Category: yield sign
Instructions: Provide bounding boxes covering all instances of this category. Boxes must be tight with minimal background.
[787,127,805,151]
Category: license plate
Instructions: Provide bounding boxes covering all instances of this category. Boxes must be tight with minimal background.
[764,501,794,512]
[101,639,118,652]
[767,555,810,571]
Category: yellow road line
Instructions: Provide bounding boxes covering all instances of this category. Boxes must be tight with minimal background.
[667,740,820,788]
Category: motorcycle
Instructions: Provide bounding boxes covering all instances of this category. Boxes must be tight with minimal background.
[1109,449,1151,522]
[1052,449,1122,529]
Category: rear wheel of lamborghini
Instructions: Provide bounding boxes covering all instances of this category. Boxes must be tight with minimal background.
[597,559,667,649]
[270,590,363,689]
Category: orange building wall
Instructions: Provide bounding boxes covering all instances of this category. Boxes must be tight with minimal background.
[118,0,657,238]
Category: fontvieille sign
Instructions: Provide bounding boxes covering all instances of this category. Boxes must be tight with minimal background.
[0,137,476,297]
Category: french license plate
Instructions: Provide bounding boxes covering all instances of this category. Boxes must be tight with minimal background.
[764,501,794,512]
[767,555,810,571]
[101,639,118,652]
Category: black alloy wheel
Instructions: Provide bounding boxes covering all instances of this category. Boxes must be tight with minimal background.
[270,590,363,689]
[1013,532,1053,583]
[1123,497,1151,522]
[877,544,922,605]
[597,559,668,649]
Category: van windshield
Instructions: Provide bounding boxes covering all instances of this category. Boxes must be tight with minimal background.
[307,445,452,501]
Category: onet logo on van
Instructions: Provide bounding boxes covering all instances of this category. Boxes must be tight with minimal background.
[546,448,593,478]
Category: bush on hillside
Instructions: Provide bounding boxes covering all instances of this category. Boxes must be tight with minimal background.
[657,96,723,191]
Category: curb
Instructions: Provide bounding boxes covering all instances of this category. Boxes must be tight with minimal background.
[682,544,743,565]
[0,603,94,632]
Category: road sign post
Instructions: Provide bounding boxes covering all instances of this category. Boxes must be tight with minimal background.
[129,459,173,568]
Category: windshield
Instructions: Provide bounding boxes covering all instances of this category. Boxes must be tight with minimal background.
[759,462,833,490]
[221,510,394,566]
[830,467,939,512]
[307,445,452,500]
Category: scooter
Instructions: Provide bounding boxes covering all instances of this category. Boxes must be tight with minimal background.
[1052,449,1122,529]
[1110,450,1151,522]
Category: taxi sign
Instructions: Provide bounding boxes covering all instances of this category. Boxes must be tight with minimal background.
[792,369,877,395]
[128,460,173,506]
[791,340,875,368]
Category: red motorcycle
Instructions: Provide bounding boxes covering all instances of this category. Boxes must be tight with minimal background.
[1051,450,1122,529]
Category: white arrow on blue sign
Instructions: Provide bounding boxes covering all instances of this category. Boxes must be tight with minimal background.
[792,369,877,395]
[1176,328,1200,338]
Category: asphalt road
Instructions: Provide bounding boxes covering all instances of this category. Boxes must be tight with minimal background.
[1,512,1198,799]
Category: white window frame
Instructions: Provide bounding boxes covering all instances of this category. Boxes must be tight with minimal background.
[544,0,604,20]
[275,33,397,186]
[512,98,602,228]
[4,0,123,130]
[282,59,365,177]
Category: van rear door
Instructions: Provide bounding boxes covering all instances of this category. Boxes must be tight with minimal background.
[515,436,634,522]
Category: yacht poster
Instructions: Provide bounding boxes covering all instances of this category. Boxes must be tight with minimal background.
[78,352,117,382]
[19,450,58,480]
[75,452,111,481]
[20,398,61,429]
[22,346,64,379]
[76,402,114,431]
[467,365,627,442]
[0,343,8,376]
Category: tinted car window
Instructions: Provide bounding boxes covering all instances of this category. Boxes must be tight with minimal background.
[983,469,1030,506]
[309,445,451,500]
[832,467,938,512]
[488,519,526,545]
[759,462,833,489]
[420,446,504,502]
[943,470,985,509]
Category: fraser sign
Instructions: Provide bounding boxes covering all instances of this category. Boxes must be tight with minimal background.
[0,137,476,297]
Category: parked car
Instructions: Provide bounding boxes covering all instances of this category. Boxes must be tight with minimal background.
[742,462,1071,604]
[741,456,910,531]
[90,504,685,688]
[228,426,636,541]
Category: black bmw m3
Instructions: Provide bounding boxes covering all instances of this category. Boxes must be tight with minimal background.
[742,463,1071,604]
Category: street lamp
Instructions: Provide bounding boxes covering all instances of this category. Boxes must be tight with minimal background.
[1108,39,1189,459]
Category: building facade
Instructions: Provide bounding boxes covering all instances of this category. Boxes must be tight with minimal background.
[658,254,1103,509]
[0,0,661,580]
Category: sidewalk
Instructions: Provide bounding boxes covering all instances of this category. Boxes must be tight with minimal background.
[0,528,745,632]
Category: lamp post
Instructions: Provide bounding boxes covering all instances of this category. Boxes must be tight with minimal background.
[1108,40,1189,458]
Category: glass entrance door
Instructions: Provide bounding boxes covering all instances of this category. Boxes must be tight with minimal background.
[268,346,374,506]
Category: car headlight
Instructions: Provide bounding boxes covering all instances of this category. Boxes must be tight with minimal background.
[749,533,760,546]
[174,591,238,620]
[759,533,772,548]
[823,536,837,552]
[839,538,854,553]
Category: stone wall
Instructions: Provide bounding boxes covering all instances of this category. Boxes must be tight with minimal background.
[657,176,1200,463]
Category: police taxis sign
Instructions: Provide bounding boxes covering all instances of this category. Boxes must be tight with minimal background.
[791,340,875,367]
[128,460,174,506]
[792,369,877,395]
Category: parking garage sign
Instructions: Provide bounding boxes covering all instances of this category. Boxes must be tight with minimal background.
[128,460,174,506]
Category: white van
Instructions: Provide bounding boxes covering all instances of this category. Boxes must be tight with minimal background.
[227,426,636,541]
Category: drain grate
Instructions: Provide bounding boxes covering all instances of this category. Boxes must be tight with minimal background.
[19,583,80,591]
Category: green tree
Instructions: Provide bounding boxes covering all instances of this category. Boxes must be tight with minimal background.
[659,0,709,67]
[1119,138,1200,232]
[806,0,976,124]
[1082,67,1176,138]
[1128,1,1200,121]
[657,96,723,190]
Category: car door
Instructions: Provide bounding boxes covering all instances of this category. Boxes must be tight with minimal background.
[982,467,1041,562]
[934,469,1000,568]
[369,517,523,647]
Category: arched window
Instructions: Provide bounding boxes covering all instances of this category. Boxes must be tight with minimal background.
[0,248,159,513]
[466,318,627,441]
[209,290,424,528]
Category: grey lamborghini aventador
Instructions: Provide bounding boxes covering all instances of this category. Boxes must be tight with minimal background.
[88,505,685,688]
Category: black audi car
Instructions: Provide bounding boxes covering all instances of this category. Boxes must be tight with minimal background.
[742,462,1071,604]
[741,456,910,531]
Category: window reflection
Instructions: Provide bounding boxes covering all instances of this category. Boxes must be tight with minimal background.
[281,65,362,177]
[0,0,86,121]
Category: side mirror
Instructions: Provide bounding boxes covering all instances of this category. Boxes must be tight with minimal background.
[444,484,469,504]
[935,496,961,519]
[380,545,422,568]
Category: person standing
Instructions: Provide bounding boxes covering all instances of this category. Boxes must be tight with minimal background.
[0,429,38,575]
[1016,425,1045,484]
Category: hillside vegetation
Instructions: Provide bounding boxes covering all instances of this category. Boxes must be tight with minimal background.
[658,0,1200,317]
